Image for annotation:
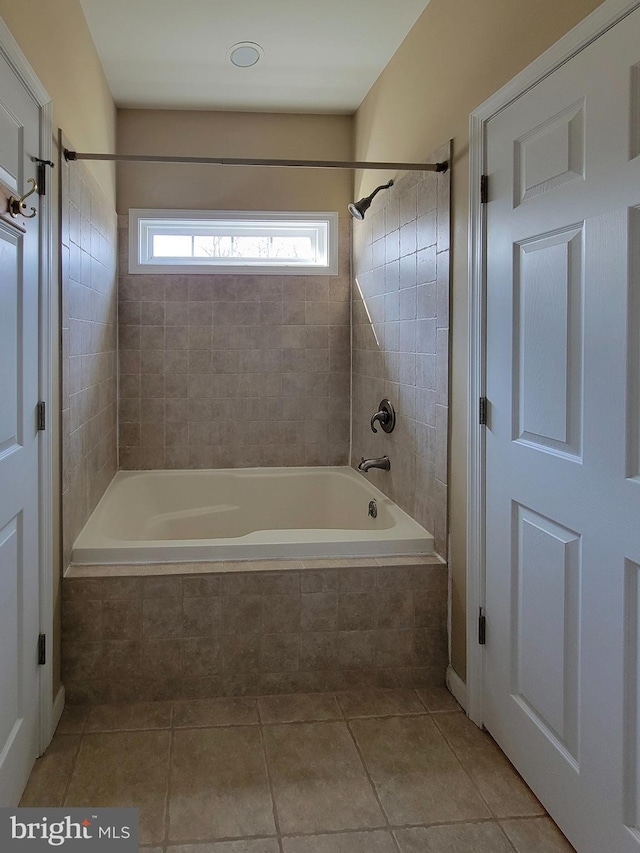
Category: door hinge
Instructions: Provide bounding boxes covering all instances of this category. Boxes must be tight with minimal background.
[480,174,488,205]
[479,396,488,426]
[38,634,46,666]
[37,401,46,431]
[478,608,486,645]
[33,158,54,196]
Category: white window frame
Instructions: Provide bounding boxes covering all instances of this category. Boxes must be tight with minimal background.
[129,209,338,275]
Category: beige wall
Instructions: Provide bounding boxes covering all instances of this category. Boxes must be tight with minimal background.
[0,0,116,700]
[353,0,604,679]
[0,0,116,203]
[117,109,353,214]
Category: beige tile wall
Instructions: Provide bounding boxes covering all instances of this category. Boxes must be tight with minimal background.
[117,217,351,469]
[351,144,450,557]
[62,559,447,703]
[60,135,118,570]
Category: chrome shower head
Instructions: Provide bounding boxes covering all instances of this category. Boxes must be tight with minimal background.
[348,180,394,220]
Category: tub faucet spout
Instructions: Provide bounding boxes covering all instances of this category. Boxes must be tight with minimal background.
[358,455,390,473]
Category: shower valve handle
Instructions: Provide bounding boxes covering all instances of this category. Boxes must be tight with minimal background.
[370,399,396,434]
[370,410,389,432]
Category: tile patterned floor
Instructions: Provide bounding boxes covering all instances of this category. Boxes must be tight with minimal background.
[20,687,576,852]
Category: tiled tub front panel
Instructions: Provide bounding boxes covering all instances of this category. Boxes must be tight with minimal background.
[62,561,447,703]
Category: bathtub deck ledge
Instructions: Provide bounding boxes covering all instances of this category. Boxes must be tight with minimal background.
[66,554,444,578]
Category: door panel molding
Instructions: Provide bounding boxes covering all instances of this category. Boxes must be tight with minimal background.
[0,16,55,754]
[628,206,640,481]
[467,0,640,726]
[514,100,585,207]
[513,225,583,458]
[511,503,581,763]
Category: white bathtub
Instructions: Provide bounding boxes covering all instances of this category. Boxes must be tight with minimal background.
[72,466,434,564]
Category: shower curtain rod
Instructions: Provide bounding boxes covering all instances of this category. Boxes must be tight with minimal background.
[63,149,448,172]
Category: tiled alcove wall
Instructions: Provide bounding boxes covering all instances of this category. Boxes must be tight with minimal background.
[60,135,118,570]
[351,144,450,558]
[116,218,351,469]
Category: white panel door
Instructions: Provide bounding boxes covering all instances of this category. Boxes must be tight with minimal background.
[0,51,42,805]
[485,8,640,852]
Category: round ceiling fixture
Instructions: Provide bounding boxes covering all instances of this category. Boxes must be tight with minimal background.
[228,42,263,68]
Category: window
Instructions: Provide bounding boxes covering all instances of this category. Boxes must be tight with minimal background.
[129,209,338,275]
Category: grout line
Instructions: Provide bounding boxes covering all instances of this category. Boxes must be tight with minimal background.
[80,706,89,735]
[499,814,552,823]
[259,716,342,726]
[160,832,280,847]
[278,826,398,839]
[82,725,174,734]
[258,711,426,729]
[343,718,402,853]
[133,815,541,853]
[392,816,506,831]
[390,819,520,853]
[175,815,515,845]
[500,815,577,852]
[255,691,345,726]
[496,818,534,853]
[171,719,259,729]
[161,724,176,847]
[431,711,546,823]
[257,703,285,853]
[58,730,84,809]
[278,827,401,847]
[334,691,349,717]
[412,686,431,713]
[66,698,443,734]
[340,710,430,721]
[429,712,505,824]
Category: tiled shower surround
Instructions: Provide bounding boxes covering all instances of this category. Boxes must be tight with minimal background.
[351,145,450,557]
[60,137,118,570]
[62,558,446,704]
[117,217,351,469]
[61,152,452,704]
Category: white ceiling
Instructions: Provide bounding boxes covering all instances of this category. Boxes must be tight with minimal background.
[79,0,431,113]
